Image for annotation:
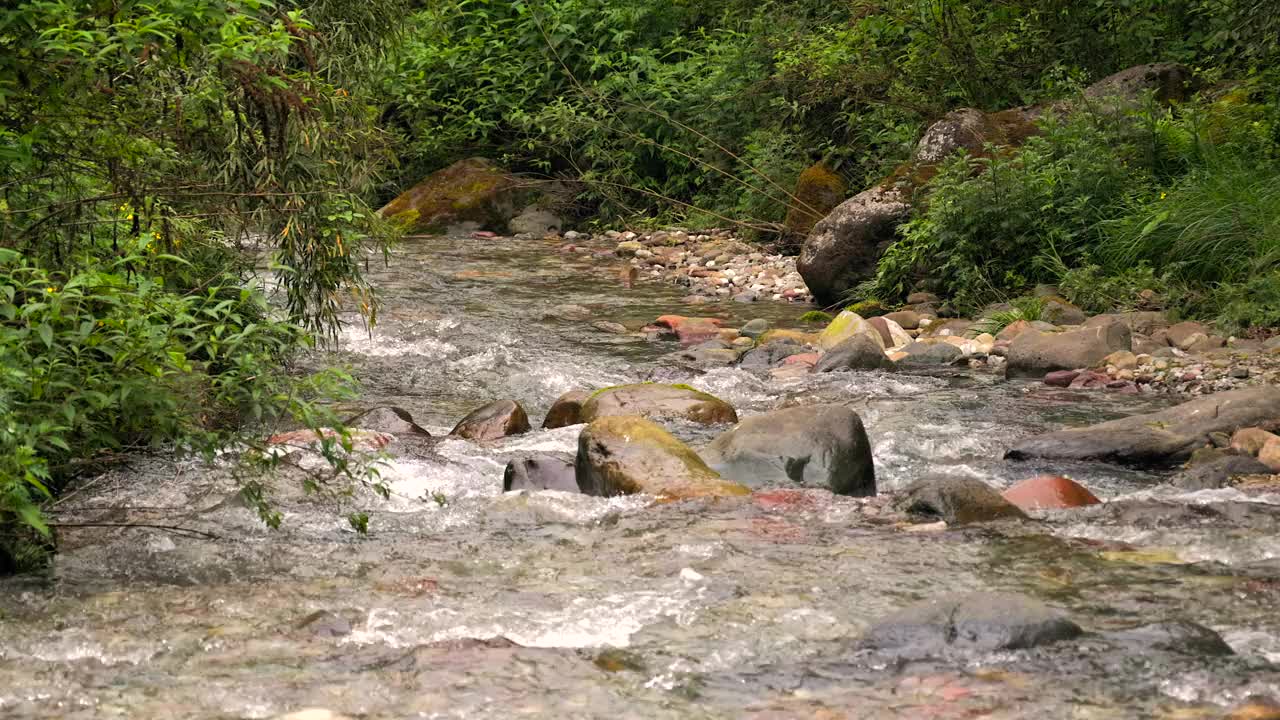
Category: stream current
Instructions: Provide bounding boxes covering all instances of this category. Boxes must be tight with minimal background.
[1,234,1278,718]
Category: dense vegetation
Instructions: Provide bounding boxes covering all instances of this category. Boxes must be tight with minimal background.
[0,0,406,570]
[4,0,1278,569]
[385,0,1279,324]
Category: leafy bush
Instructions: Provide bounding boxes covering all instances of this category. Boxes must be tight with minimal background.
[969,297,1046,337]
[869,114,1146,313]
[0,248,371,570]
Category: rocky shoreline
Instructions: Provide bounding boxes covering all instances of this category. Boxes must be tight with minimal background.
[558,228,813,305]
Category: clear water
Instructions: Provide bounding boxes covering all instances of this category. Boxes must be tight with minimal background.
[2,235,1277,719]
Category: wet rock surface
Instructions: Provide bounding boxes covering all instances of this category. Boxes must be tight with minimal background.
[1008,387,1280,465]
[702,404,876,496]
[859,592,1082,654]
[450,399,533,441]
[575,416,750,499]
[580,384,739,426]
[895,476,1027,524]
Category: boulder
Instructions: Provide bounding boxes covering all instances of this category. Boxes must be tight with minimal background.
[896,340,964,366]
[1084,312,1169,336]
[797,186,912,305]
[580,384,738,426]
[1106,620,1234,656]
[997,319,1035,342]
[663,341,744,370]
[1001,475,1101,511]
[895,476,1027,524]
[450,400,532,441]
[1167,321,1212,349]
[543,390,590,429]
[738,342,808,372]
[508,206,562,236]
[758,329,820,346]
[1232,427,1280,456]
[575,416,750,499]
[378,158,527,234]
[859,592,1082,654]
[1171,454,1274,491]
[783,163,848,240]
[814,333,893,373]
[503,456,580,493]
[1006,323,1131,378]
[1082,62,1195,105]
[868,316,913,349]
[1044,370,1081,387]
[702,404,876,496]
[1261,438,1280,472]
[739,318,770,339]
[817,310,885,351]
[1042,298,1086,326]
[883,310,921,330]
[913,107,1038,165]
[1006,387,1280,466]
[1102,350,1139,371]
[343,407,431,437]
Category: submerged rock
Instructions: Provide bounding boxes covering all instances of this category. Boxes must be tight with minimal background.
[859,592,1082,654]
[1006,387,1280,466]
[450,400,532,441]
[543,390,590,429]
[1172,453,1274,490]
[503,456,580,493]
[1106,620,1234,657]
[580,384,738,426]
[702,404,876,496]
[895,476,1027,524]
[343,406,431,437]
[575,416,750,499]
[653,315,724,345]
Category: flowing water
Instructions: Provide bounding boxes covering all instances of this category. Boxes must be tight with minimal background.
[2,235,1279,719]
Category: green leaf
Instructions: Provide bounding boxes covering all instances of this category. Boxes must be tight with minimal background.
[37,323,53,348]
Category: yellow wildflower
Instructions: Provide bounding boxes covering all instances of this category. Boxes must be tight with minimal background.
[45,287,55,293]
[1160,192,1167,200]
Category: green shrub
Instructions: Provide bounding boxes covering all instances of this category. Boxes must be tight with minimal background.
[0,249,370,570]
[969,297,1046,336]
[869,113,1146,313]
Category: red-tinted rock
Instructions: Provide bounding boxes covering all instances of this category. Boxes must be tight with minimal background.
[867,316,895,347]
[1069,371,1111,389]
[654,315,725,346]
[450,399,531,441]
[1044,370,1080,387]
[1002,475,1101,511]
[782,353,820,368]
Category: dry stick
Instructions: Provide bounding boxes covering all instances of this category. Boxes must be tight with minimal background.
[526,4,826,221]
[49,522,221,540]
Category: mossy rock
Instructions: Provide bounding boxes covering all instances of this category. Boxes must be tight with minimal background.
[580,384,738,426]
[798,311,833,325]
[378,158,533,234]
[576,415,750,500]
[758,329,820,346]
[784,163,848,239]
[817,310,886,351]
[845,300,890,318]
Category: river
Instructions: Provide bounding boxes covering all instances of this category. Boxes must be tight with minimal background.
[1,234,1278,718]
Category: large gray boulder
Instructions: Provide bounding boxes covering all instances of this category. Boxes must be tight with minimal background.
[796,186,912,306]
[860,592,1082,654]
[579,384,738,426]
[503,456,580,493]
[575,416,750,499]
[702,404,876,496]
[814,333,893,373]
[1006,387,1280,466]
[1006,323,1131,378]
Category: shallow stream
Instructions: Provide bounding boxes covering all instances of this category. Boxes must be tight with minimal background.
[2,235,1278,719]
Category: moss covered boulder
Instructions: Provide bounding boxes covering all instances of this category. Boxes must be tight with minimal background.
[580,384,738,426]
[576,416,750,499]
[784,163,847,239]
[817,310,886,351]
[378,158,530,234]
